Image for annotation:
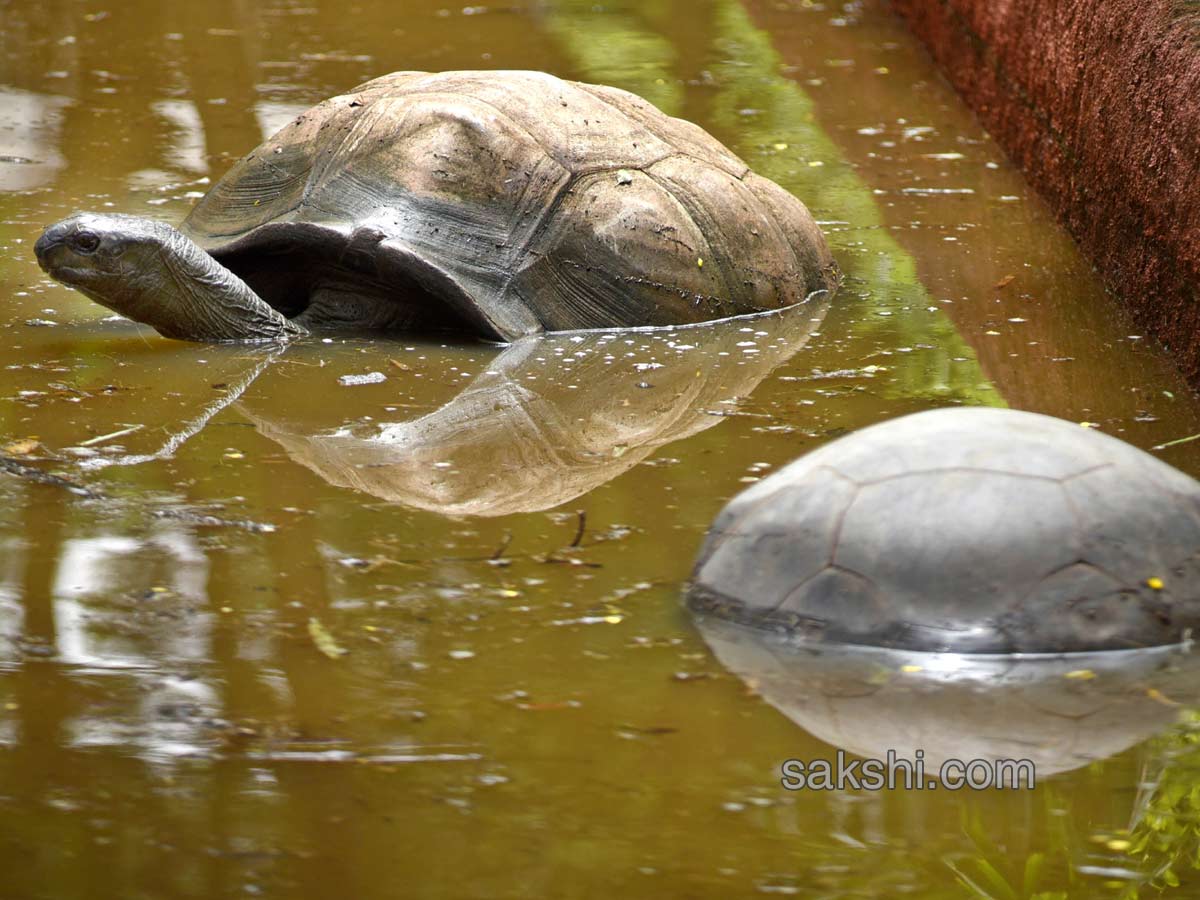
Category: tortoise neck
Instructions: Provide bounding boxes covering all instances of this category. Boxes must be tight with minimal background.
[151,229,305,342]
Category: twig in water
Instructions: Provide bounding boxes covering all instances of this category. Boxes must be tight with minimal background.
[1153,432,1200,451]
[0,455,98,497]
[490,531,513,560]
[79,423,144,447]
[570,509,587,548]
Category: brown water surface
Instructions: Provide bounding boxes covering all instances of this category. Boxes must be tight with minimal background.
[3,1,1200,897]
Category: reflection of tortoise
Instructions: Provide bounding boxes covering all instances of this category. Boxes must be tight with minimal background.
[688,407,1200,653]
[241,300,827,517]
[34,70,838,343]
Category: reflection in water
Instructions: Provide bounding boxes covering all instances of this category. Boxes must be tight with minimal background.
[692,613,1200,778]
[52,528,209,669]
[0,536,24,655]
[244,300,828,515]
[0,87,69,192]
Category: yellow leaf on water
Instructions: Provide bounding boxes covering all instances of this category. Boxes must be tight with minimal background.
[308,617,348,659]
[697,258,704,268]
[2,438,39,456]
[1064,669,1096,680]
[1147,576,1165,590]
[900,664,923,673]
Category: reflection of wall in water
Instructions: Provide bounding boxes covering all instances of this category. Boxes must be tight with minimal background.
[52,528,209,669]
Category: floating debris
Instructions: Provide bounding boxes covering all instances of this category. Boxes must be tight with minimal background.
[1,438,39,456]
[79,424,143,447]
[338,371,387,386]
[307,618,349,659]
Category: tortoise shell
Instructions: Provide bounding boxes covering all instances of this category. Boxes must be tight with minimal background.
[688,407,1200,653]
[181,70,838,340]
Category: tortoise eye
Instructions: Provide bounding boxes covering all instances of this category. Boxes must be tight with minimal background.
[71,231,101,254]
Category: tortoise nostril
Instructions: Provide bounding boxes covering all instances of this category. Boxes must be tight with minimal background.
[33,230,55,261]
[34,222,72,262]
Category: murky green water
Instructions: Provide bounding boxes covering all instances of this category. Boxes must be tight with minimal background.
[3,1,1200,897]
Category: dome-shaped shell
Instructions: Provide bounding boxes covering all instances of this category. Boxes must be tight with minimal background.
[181,70,837,341]
[688,407,1200,653]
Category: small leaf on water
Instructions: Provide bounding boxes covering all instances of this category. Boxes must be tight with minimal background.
[993,275,1016,289]
[1147,576,1165,590]
[1146,687,1178,706]
[308,617,348,659]
[1064,669,1096,680]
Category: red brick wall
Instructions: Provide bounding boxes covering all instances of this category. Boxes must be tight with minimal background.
[891,0,1200,381]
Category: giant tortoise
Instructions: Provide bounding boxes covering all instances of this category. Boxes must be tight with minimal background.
[688,407,1200,653]
[33,70,837,343]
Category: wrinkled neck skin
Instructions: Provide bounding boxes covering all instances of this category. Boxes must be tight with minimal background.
[100,227,302,343]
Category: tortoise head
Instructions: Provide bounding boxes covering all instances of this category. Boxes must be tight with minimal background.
[34,212,300,342]
[34,213,190,317]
